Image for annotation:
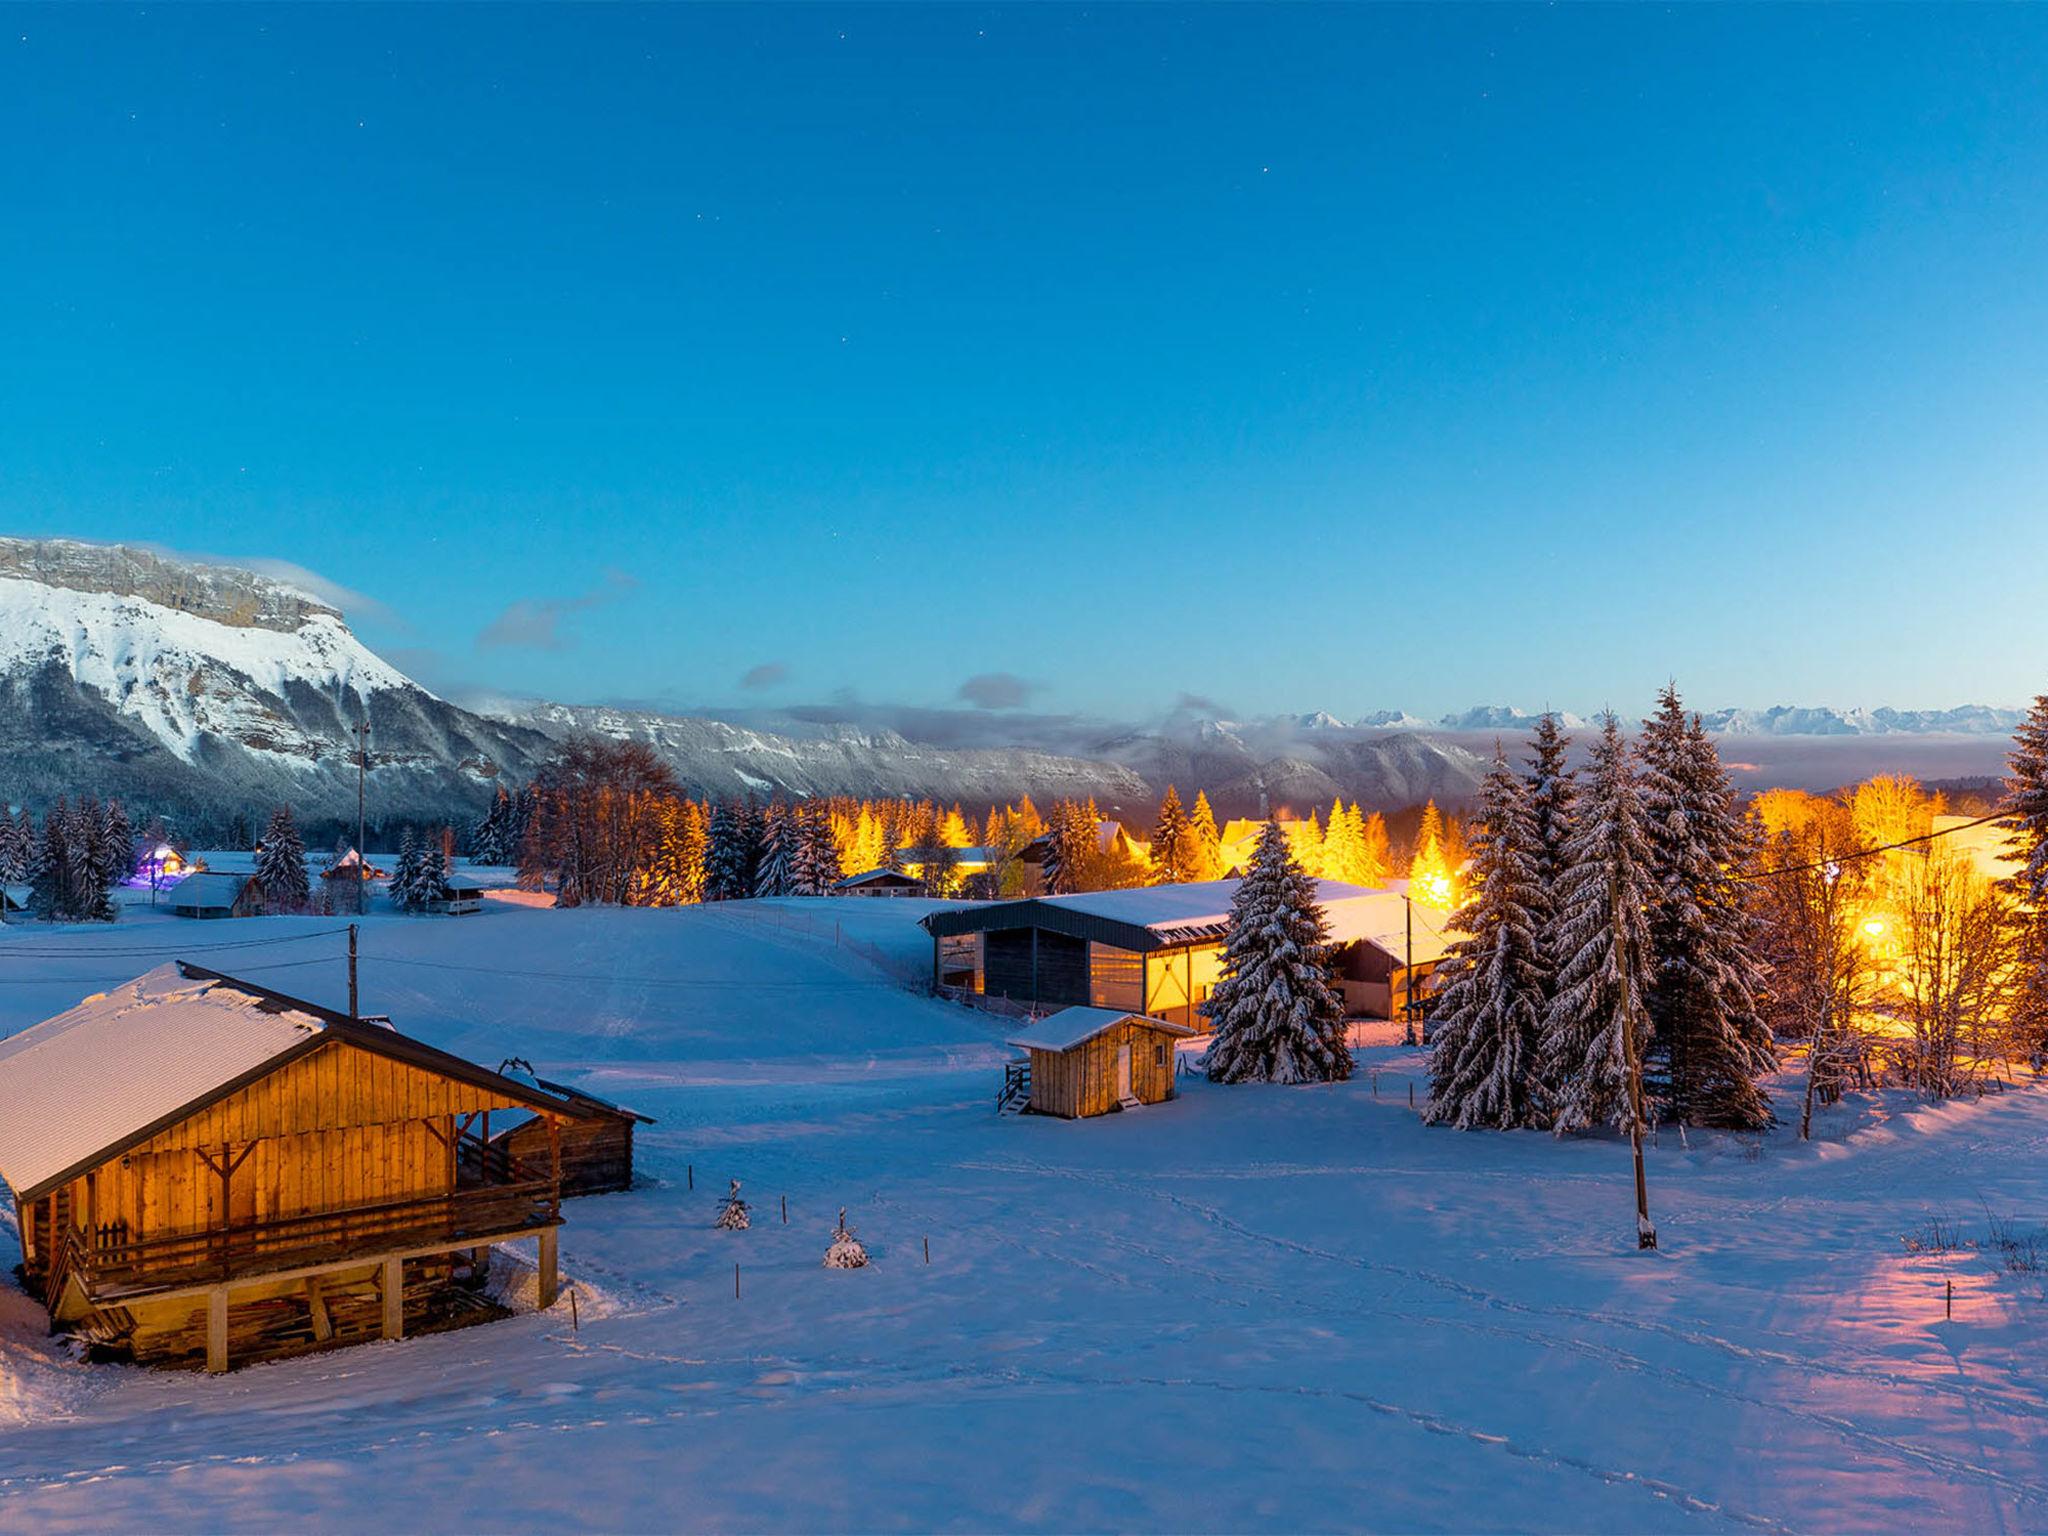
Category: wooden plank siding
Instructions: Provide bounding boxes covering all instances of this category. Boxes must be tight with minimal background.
[1026,1018,1180,1119]
[51,1038,529,1246]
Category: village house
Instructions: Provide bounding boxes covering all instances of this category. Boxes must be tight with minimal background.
[1003,1006,1196,1118]
[167,871,265,920]
[0,964,610,1373]
[923,878,1457,1028]
[832,867,925,898]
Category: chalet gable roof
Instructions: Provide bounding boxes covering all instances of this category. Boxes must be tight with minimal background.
[0,962,605,1203]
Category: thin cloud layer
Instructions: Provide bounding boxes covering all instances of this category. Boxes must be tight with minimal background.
[477,570,639,651]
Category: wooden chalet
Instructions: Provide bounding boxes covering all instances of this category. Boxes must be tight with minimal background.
[924,878,1458,1028]
[0,883,30,923]
[168,871,265,920]
[1004,1007,1194,1118]
[479,1061,652,1197]
[0,963,606,1373]
[832,867,923,898]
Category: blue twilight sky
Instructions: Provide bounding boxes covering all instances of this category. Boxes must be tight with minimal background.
[3,4,2047,724]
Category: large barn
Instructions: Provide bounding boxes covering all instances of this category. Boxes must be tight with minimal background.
[0,964,611,1373]
[922,879,1457,1028]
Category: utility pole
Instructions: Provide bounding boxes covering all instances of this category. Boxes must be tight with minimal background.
[354,717,370,917]
[1612,883,1657,1250]
[347,923,359,1020]
[1403,893,1416,1047]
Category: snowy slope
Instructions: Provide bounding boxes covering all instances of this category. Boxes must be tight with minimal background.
[8,897,2048,1530]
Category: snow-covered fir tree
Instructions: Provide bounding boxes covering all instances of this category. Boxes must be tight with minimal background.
[0,805,28,885]
[716,1178,751,1230]
[823,1207,869,1268]
[30,800,83,922]
[1425,749,1551,1130]
[391,827,426,913]
[1522,711,1577,1018]
[413,829,447,912]
[1638,686,1776,1128]
[703,801,752,901]
[2003,694,2048,1055]
[1539,714,1657,1135]
[754,802,795,897]
[471,785,517,866]
[256,805,311,913]
[1149,785,1194,885]
[1202,820,1352,1084]
[791,802,842,896]
[1188,791,1225,882]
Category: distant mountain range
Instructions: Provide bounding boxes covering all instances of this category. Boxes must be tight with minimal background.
[0,537,2025,835]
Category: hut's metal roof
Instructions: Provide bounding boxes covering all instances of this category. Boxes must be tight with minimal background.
[1006,1006,1197,1053]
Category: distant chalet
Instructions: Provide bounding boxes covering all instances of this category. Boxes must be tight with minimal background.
[0,964,635,1373]
[922,878,1457,1028]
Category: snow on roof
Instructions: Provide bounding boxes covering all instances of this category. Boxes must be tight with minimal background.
[1005,1006,1196,1053]
[835,867,919,887]
[936,878,1462,961]
[167,871,254,909]
[0,883,28,909]
[0,964,325,1198]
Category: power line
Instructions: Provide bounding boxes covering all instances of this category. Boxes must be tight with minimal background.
[0,926,354,959]
[369,953,884,990]
[1739,809,2012,883]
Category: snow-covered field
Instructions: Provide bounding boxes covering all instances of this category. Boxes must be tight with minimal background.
[6,888,2048,1532]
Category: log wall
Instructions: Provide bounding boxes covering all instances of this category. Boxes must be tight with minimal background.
[1028,1019,1179,1119]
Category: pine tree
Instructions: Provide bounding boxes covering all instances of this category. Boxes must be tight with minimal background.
[1356,806,1391,888]
[0,804,25,885]
[471,785,516,866]
[2003,694,2048,1056]
[1539,714,1657,1135]
[414,829,447,912]
[823,1207,869,1268]
[716,1178,751,1231]
[1523,712,1578,1014]
[392,827,424,913]
[1202,821,1352,1084]
[1174,792,1216,882]
[1409,800,1456,906]
[704,801,752,901]
[1150,786,1194,885]
[30,799,75,922]
[98,798,133,917]
[754,802,795,897]
[1638,686,1775,1128]
[791,802,843,896]
[1425,751,1550,1129]
[257,805,311,913]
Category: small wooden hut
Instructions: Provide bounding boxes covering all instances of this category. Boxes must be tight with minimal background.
[480,1064,652,1197]
[427,872,486,915]
[0,963,606,1373]
[1004,1007,1195,1119]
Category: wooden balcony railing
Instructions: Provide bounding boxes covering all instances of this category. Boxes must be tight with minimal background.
[56,1158,559,1306]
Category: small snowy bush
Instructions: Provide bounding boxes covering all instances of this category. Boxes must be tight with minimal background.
[823,1208,868,1269]
[716,1178,751,1231]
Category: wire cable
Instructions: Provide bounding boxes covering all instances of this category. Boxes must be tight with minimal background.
[1739,808,2013,882]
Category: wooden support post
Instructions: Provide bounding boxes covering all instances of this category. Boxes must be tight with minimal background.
[206,1286,229,1374]
[537,1229,560,1309]
[381,1256,404,1341]
[305,1274,334,1342]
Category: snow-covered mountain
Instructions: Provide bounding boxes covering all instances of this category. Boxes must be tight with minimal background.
[501,700,1150,809]
[0,537,546,832]
[0,537,2024,834]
